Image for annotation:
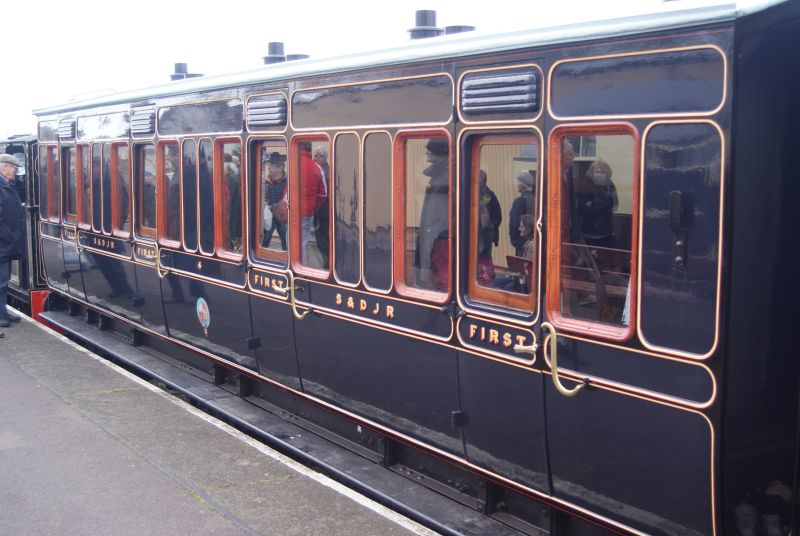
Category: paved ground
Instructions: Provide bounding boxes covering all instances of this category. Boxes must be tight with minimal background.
[0,312,436,536]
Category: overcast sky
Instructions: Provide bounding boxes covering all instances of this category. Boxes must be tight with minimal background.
[3,0,722,138]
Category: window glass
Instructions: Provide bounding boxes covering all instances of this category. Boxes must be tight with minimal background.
[334,134,360,284]
[136,144,157,235]
[404,136,450,294]
[640,123,721,355]
[78,146,90,226]
[64,147,77,221]
[467,134,538,310]
[363,133,392,291]
[161,143,181,243]
[557,133,634,328]
[91,144,102,231]
[182,139,198,251]
[296,140,329,269]
[255,141,288,262]
[219,141,242,255]
[50,146,61,221]
[198,139,215,253]
[102,144,112,234]
[39,149,48,220]
[113,145,130,235]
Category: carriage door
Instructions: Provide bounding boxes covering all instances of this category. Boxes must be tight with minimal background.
[456,130,551,499]
[542,124,718,535]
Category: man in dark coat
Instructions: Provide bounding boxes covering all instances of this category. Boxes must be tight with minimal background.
[0,154,25,327]
[508,171,535,256]
[416,138,450,290]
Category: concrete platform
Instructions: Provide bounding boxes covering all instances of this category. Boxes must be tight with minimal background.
[0,312,435,536]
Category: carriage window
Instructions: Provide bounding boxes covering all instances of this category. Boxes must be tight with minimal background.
[91,144,102,231]
[253,140,288,264]
[159,142,181,245]
[198,139,215,254]
[135,143,156,237]
[334,134,360,285]
[182,139,198,251]
[396,133,450,301]
[467,134,539,312]
[102,143,112,234]
[49,146,61,222]
[64,147,77,222]
[294,138,329,272]
[363,132,392,292]
[78,146,90,227]
[548,128,637,339]
[38,149,48,220]
[112,145,130,236]
[217,140,242,257]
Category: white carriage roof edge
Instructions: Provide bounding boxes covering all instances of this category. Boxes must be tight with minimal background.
[32,0,784,117]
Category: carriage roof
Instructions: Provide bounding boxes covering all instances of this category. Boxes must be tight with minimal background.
[33,1,781,116]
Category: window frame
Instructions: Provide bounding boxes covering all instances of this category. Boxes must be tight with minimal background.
[361,130,394,294]
[110,142,131,238]
[101,143,113,235]
[45,145,61,223]
[62,145,78,224]
[38,146,49,221]
[546,122,640,341]
[76,144,91,229]
[156,140,181,248]
[197,137,216,256]
[332,131,362,288]
[251,137,289,266]
[465,131,541,313]
[213,137,244,261]
[134,142,157,240]
[289,134,331,279]
[392,128,452,305]
[181,138,199,253]
[90,143,103,233]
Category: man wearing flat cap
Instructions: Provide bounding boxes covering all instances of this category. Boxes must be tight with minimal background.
[263,152,288,250]
[509,171,535,256]
[0,154,25,327]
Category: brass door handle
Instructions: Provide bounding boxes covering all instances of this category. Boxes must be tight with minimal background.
[155,244,170,280]
[286,272,310,320]
[542,322,586,397]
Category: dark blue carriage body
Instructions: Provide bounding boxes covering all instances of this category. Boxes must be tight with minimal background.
[28,2,800,534]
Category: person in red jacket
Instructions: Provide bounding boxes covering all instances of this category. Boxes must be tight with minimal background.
[298,142,326,264]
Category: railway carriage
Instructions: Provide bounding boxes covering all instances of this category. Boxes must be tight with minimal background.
[18,1,800,534]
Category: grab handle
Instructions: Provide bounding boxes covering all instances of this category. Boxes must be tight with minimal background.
[542,322,587,397]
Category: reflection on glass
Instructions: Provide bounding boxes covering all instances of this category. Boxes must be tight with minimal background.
[79,146,90,226]
[138,144,157,231]
[65,147,77,219]
[162,143,181,242]
[334,134,359,284]
[115,146,130,234]
[39,150,48,219]
[559,134,633,326]
[363,133,392,291]
[472,140,537,300]
[406,137,449,292]
[297,140,328,269]
[102,144,111,233]
[51,146,61,220]
[220,142,242,254]
[182,140,198,251]
[198,139,214,253]
[92,144,102,231]
[258,142,288,259]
